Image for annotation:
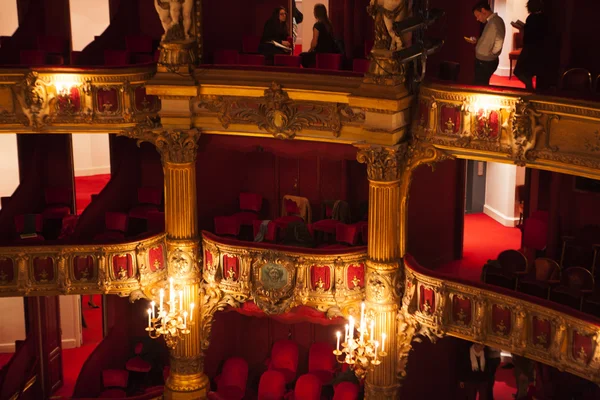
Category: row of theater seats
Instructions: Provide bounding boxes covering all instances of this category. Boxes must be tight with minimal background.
[4,35,159,66]
[208,340,359,400]
[213,193,367,248]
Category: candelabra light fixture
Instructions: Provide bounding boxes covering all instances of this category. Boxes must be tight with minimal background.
[146,277,194,349]
[333,302,387,380]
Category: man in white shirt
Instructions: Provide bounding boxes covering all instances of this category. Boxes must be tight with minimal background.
[466,2,506,85]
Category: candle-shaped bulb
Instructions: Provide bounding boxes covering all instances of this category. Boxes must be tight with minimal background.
[190,303,195,321]
[147,308,152,328]
[381,333,387,352]
[151,301,156,319]
[348,316,354,340]
[344,324,349,343]
[374,341,379,361]
[336,331,341,351]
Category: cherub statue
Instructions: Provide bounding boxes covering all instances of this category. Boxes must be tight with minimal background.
[368,0,408,52]
[155,0,194,42]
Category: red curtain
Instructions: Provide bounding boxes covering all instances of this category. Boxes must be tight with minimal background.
[329,0,373,59]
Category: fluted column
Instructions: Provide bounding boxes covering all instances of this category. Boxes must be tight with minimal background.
[149,128,207,400]
[356,144,406,399]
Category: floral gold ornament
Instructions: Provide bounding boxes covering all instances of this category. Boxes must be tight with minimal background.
[333,302,388,380]
[146,277,194,349]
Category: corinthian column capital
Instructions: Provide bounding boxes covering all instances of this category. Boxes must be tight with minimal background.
[121,125,201,164]
[355,143,409,182]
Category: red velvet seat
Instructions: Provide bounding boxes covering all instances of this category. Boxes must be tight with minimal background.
[14,214,44,242]
[560,68,592,92]
[352,58,369,73]
[209,357,248,400]
[100,369,129,398]
[268,340,299,384]
[292,374,322,400]
[333,382,359,400]
[104,50,130,66]
[308,342,336,385]
[239,54,266,66]
[242,36,261,54]
[230,192,263,227]
[129,187,162,219]
[320,224,358,249]
[20,50,47,65]
[253,220,277,242]
[214,216,241,237]
[214,50,240,65]
[42,187,72,219]
[94,212,128,241]
[125,36,153,53]
[273,197,308,232]
[258,370,286,400]
[316,54,342,70]
[518,258,561,299]
[274,55,301,67]
[550,266,595,310]
[312,219,340,235]
[126,343,151,373]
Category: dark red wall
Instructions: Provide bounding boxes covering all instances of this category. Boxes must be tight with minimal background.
[195,135,366,232]
[407,160,463,268]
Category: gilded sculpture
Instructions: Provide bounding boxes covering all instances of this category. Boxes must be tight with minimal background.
[13,72,53,129]
[367,0,408,52]
[155,0,194,42]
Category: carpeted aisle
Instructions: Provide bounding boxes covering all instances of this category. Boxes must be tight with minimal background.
[74,174,111,214]
[439,213,522,282]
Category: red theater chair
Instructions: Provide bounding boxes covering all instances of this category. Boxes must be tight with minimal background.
[308,342,336,385]
[258,370,287,400]
[560,68,592,92]
[550,266,595,310]
[352,59,370,73]
[242,36,261,54]
[316,54,342,70]
[94,212,129,241]
[104,50,130,66]
[129,187,163,220]
[253,220,277,243]
[100,369,129,398]
[126,343,152,374]
[214,49,240,65]
[273,197,309,232]
[214,216,240,237]
[42,187,72,219]
[292,374,322,400]
[333,382,359,400]
[274,55,301,67]
[14,214,44,242]
[209,357,248,400]
[518,258,561,299]
[267,340,299,384]
[239,54,266,66]
[320,224,358,249]
[231,192,263,227]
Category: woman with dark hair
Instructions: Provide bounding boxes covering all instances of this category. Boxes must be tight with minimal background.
[258,6,292,64]
[300,3,338,68]
[514,0,555,91]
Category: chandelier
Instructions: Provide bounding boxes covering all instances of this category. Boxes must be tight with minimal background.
[333,302,387,380]
[146,278,194,349]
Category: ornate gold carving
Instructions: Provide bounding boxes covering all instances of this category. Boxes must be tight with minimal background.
[510,99,543,166]
[199,82,364,139]
[584,130,600,153]
[13,72,54,129]
[356,144,407,181]
[367,0,407,51]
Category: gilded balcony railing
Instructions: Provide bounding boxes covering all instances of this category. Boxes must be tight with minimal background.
[201,231,367,316]
[404,254,600,384]
[0,66,159,133]
[415,82,600,180]
[0,233,167,297]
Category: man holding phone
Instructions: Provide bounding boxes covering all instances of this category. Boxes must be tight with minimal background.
[466,2,506,86]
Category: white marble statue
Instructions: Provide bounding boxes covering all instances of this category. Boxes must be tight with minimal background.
[155,0,194,41]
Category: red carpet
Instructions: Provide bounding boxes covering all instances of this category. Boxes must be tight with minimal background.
[53,295,103,398]
[490,74,536,90]
[74,174,110,214]
[439,213,522,281]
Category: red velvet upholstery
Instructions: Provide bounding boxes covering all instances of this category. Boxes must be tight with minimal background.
[239,192,262,212]
[293,374,322,400]
[242,36,261,54]
[258,370,286,400]
[94,212,128,241]
[104,50,130,66]
[129,187,162,219]
[99,388,128,398]
[20,50,47,65]
[333,382,359,400]
[312,219,340,234]
[214,50,240,65]
[316,54,342,70]
[352,58,369,73]
[125,36,153,53]
[42,187,72,219]
[125,356,151,373]
[273,215,304,231]
[268,340,299,384]
[239,54,266,66]
[336,223,358,246]
[523,217,548,251]
[211,357,248,400]
[274,55,301,67]
[253,220,277,242]
[102,369,129,388]
[308,342,336,385]
[214,216,241,237]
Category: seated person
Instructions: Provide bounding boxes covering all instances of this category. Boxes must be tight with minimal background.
[300,3,338,68]
[258,6,292,64]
